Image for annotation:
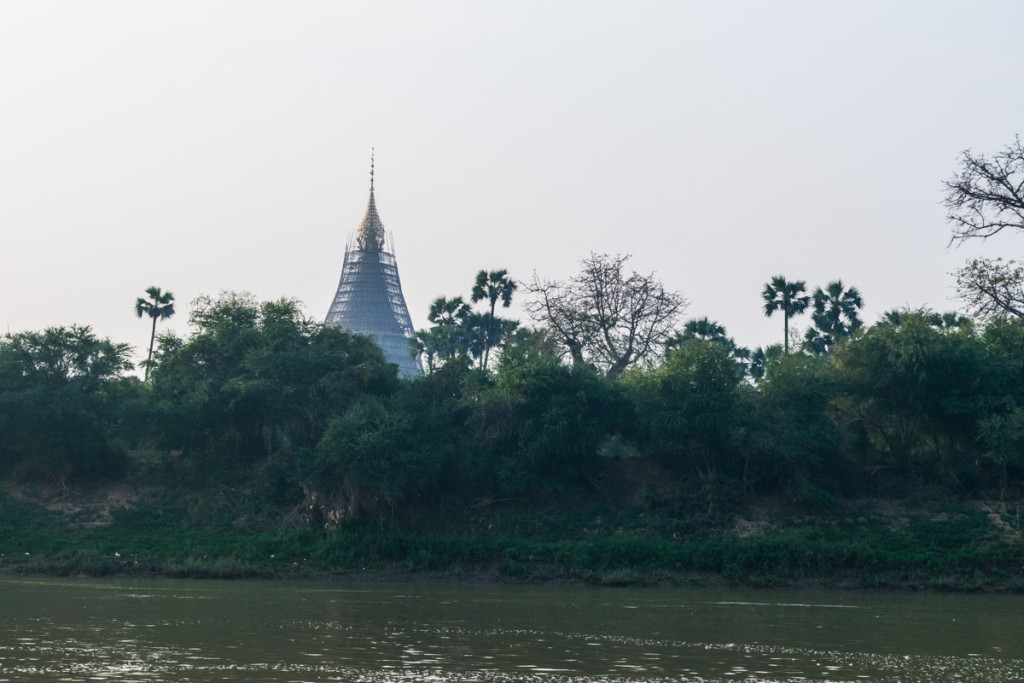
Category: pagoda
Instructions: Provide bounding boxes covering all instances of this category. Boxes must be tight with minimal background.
[325,154,420,376]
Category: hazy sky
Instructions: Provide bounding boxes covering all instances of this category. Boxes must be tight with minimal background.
[2,1,1022,368]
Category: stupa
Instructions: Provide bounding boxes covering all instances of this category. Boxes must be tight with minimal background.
[325,153,419,376]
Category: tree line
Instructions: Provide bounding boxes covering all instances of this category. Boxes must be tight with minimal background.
[1,137,1023,520]
[2,279,1022,519]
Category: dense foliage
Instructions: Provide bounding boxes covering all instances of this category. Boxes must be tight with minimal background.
[2,291,1022,523]
[0,325,135,483]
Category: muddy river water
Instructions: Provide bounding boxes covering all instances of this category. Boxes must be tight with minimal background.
[0,576,1021,681]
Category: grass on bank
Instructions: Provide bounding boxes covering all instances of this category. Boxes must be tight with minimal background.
[2,485,1022,591]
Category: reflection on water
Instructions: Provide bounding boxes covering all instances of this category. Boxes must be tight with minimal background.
[0,577,1021,682]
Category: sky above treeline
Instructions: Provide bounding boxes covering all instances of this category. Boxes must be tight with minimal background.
[1,1,1022,368]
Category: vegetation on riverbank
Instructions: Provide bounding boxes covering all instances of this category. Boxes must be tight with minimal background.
[5,134,1024,590]
[2,467,1022,591]
[2,277,1024,591]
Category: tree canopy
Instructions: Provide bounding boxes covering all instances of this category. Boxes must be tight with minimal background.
[944,136,1024,243]
[526,253,687,379]
[135,286,175,380]
[0,326,134,483]
[945,136,1024,321]
[762,276,810,354]
[803,280,863,355]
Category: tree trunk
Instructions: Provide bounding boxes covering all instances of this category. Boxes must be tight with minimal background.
[783,312,790,354]
[483,300,497,368]
[606,358,630,381]
[146,314,158,380]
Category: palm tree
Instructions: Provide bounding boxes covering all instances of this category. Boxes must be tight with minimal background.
[762,276,810,353]
[425,296,472,363]
[681,316,728,342]
[811,280,863,338]
[802,280,863,354]
[471,269,517,367]
[427,296,471,327]
[926,311,972,331]
[801,327,832,356]
[135,286,175,380]
[462,311,491,368]
[668,317,752,374]
[665,317,727,353]
[748,344,784,380]
[881,308,970,332]
[410,329,440,373]
[879,309,904,326]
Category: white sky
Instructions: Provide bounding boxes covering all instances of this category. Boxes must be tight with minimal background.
[1,1,1021,368]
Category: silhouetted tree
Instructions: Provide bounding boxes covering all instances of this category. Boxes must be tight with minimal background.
[944,137,1024,320]
[428,296,471,327]
[803,280,863,354]
[944,136,1024,243]
[526,253,687,379]
[762,276,810,353]
[667,318,751,374]
[422,296,473,364]
[135,286,175,380]
[955,258,1024,321]
[471,269,517,367]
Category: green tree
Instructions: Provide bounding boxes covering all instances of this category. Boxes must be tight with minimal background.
[462,311,495,369]
[417,296,474,366]
[428,295,471,326]
[135,286,175,380]
[831,311,989,488]
[471,269,517,368]
[0,325,133,483]
[409,329,439,373]
[631,339,746,487]
[747,352,843,505]
[879,308,971,331]
[312,393,444,519]
[150,292,397,475]
[490,353,629,492]
[978,405,1024,498]
[667,318,752,375]
[803,280,863,354]
[977,317,1024,496]
[762,276,810,354]
[954,257,1024,321]
[677,317,728,343]
[748,344,783,380]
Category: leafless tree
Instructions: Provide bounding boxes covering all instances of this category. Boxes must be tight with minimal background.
[944,136,1024,244]
[955,258,1024,321]
[525,253,687,379]
[944,137,1024,320]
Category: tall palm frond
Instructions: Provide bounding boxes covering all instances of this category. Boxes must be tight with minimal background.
[762,276,810,353]
[135,286,175,380]
[471,269,518,367]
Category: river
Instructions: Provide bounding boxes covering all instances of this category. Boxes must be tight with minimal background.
[0,576,1021,681]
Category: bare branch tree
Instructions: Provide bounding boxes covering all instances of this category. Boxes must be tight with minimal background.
[954,258,1024,321]
[525,253,687,379]
[524,274,596,368]
[944,136,1024,244]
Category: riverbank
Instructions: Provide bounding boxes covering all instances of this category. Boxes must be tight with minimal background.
[2,480,1022,592]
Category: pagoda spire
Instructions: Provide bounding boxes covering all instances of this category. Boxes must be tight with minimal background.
[325,150,420,376]
[357,149,386,251]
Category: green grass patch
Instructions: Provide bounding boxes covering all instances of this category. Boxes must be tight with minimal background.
[3,489,1023,591]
